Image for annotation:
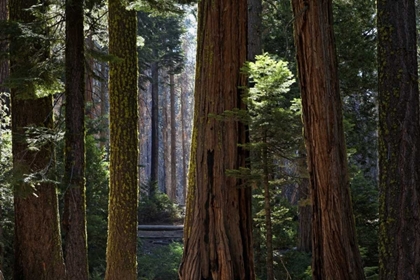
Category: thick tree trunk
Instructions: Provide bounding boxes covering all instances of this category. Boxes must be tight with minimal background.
[62,0,88,279]
[179,1,255,279]
[377,0,420,278]
[291,0,365,279]
[105,1,139,279]
[169,73,177,202]
[10,0,66,279]
[297,149,311,252]
[150,58,159,190]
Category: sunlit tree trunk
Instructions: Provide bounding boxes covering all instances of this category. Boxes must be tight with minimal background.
[105,0,139,279]
[179,1,255,279]
[10,0,66,278]
[291,0,365,278]
[377,0,420,278]
[62,0,88,278]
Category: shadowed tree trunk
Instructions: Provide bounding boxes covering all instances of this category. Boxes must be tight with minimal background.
[62,0,88,278]
[0,0,8,273]
[105,0,139,279]
[10,0,66,278]
[377,0,420,278]
[150,56,159,192]
[291,0,365,278]
[179,1,255,279]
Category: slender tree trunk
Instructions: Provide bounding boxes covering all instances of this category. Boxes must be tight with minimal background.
[377,0,420,278]
[162,87,170,195]
[105,0,139,279]
[10,0,66,279]
[62,0,88,279]
[180,81,187,204]
[247,0,262,61]
[0,0,8,273]
[85,34,94,119]
[99,61,109,149]
[297,148,311,252]
[170,72,177,202]
[291,0,365,279]
[150,57,159,191]
[262,135,274,280]
[179,1,255,279]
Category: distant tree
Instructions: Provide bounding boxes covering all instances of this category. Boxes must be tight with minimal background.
[291,0,365,278]
[9,0,66,278]
[377,0,420,278]
[105,0,139,279]
[62,0,88,278]
[179,1,255,279]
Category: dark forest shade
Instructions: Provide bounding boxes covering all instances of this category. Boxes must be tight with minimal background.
[179,1,255,279]
[105,0,139,279]
[377,0,420,278]
[291,0,365,278]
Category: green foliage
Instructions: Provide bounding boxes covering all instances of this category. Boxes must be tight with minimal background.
[137,242,183,280]
[139,181,181,224]
[85,135,109,278]
[276,250,312,280]
[0,93,13,279]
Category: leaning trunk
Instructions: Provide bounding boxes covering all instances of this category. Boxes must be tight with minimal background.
[291,0,365,278]
[179,1,255,279]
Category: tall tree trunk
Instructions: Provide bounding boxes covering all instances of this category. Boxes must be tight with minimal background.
[62,0,88,278]
[247,0,262,61]
[150,57,159,191]
[377,0,420,278]
[262,135,274,280]
[10,0,66,279]
[297,148,311,253]
[105,0,139,279]
[180,80,187,204]
[99,60,109,149]
[170,72,177,202]
[291,0,365,279]
[0,0,8,273]
[179,1,255,279]
[85,34,94,119]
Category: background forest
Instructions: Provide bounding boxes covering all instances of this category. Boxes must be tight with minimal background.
[0,0,414,279]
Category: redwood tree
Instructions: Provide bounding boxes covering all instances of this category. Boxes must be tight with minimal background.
[291,0,365,278]
[179,1,255,279]
[105,0,139,279]
[377,0,420,278]
[10,0,66,278]
[62,0,88,278]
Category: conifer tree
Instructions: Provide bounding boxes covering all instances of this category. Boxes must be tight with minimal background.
[105,0,139,279]
[179,1,255,279]
[62,0,88,278]
[291,0,365,278]
[377,0,420,278]
[9,0,66,278]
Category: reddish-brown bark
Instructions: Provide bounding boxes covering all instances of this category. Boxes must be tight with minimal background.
[179,1,254,279]
[291,0,365,278]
